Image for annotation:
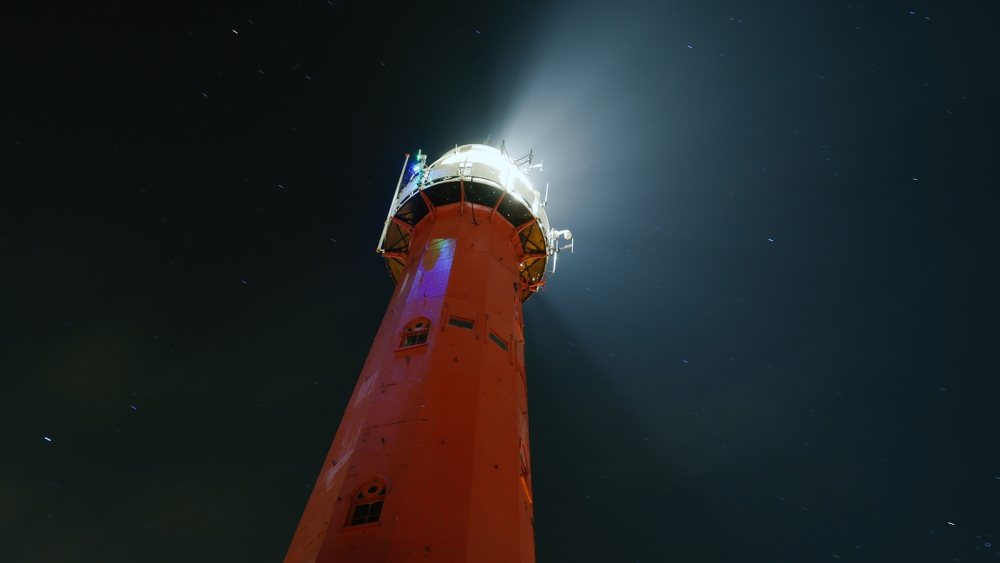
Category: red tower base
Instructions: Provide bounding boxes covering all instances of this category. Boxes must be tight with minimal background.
[284,201,535,563]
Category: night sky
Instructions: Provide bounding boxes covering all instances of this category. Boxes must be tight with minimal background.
[3,1,999,562]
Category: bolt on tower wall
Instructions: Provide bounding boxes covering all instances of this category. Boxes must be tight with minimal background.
[283,144,572,563]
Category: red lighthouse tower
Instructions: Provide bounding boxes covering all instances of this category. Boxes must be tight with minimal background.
[283,144,572,563]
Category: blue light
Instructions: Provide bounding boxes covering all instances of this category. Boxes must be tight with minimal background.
[412,165,420,172]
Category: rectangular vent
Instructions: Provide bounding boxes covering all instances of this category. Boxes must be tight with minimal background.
[448,317,475,330]
[489,332,508,351]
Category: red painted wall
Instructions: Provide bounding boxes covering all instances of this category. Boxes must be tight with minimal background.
[284,202,534,563]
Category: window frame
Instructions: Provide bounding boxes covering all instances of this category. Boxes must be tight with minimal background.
[345,476,390,528]
[488,331,508,351]
[399,317,431,349]
[448,316,475,330]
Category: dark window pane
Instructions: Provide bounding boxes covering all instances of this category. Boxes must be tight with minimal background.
[425,182,462,207]
[496,195,534,229]
[464,182,502,207]
[384,222,411,253]
[352,503,370,520]
[489,332,508,351]
[448,317,474,330]
[394,194,429,226]
[518,221,546,254]
[402,331,429,348]
[349,501,386,526]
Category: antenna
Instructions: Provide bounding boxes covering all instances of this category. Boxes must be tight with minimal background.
[543,183,549,207]
[512,149,534,176]
[483,132,492,145]
[376,152,412,252]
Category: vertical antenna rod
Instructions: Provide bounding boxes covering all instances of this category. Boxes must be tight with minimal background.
[376,152,412,252]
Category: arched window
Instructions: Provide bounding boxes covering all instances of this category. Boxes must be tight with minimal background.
[399,318,431,348]
[347,476,389,527]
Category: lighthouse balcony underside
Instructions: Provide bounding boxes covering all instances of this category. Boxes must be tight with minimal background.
[380,179,549,303]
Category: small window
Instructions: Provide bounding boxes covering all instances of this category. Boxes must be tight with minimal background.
[400,318,430,348]
[488,331,508,351]
[448,317,475,330]
[348,476,388,527]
